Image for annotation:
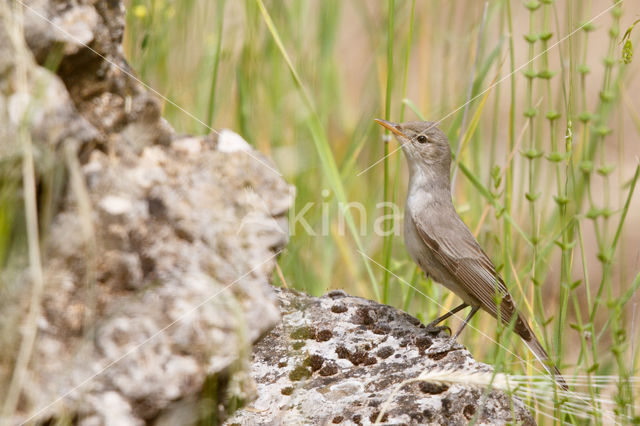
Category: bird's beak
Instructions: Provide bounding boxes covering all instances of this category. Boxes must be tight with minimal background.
[374,119,408,139]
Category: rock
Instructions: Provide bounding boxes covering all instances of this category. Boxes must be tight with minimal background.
[225,289,535,426]
[20,0,172,153]
[22,135,292,423]
[0,1,294,424]
[0,18,97,159]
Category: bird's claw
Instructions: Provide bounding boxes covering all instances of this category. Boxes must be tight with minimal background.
[424,324,451,337]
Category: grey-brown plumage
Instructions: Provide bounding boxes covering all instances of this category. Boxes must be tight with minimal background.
[375,118,567,390]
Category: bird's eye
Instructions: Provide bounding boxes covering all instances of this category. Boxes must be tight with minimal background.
[416,135,428,144]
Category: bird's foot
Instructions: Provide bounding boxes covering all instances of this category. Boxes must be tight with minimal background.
[424,323,451,337]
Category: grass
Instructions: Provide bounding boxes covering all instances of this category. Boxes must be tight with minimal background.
[120,0,640,423]
[1,0,639,424]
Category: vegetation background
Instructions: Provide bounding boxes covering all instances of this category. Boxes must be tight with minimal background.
[121,0,640,423]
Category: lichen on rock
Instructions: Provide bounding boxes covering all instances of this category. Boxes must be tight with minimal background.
[225,289,535,426]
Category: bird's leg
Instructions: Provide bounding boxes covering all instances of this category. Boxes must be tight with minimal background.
[427,303,468,327]
[427,303,469,336]
[452,305,480,340]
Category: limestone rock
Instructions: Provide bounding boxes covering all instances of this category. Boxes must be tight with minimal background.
[18,135,292,425]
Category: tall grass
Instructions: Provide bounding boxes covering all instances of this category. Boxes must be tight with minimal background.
[86,0,640,423]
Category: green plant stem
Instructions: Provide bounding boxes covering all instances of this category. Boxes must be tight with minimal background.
[397,0,416,309]
[205,0,226,130]
[381,0,395,304]
[503,0,515,290]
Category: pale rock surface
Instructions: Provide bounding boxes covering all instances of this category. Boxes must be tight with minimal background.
[225,289,535,426]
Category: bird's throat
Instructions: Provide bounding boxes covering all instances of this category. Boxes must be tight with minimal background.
[408,160,451,195]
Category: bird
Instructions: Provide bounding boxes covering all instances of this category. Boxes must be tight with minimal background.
[374,118,568,390]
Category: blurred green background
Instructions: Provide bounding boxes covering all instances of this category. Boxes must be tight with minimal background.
[123,0,640,422]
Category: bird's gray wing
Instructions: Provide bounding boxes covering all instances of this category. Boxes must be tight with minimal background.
[411,209,565,386]
[411,210,530,337]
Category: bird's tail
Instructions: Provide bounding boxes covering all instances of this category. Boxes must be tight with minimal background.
[518,318,568,391]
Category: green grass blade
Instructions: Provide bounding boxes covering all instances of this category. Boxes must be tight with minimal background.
[381,0,396,304]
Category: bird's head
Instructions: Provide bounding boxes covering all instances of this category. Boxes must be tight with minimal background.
[374,119,451,170]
